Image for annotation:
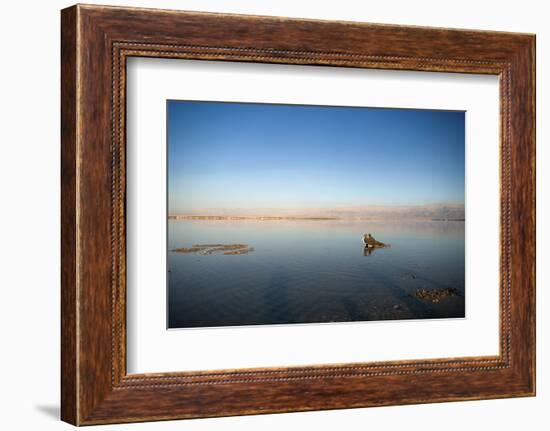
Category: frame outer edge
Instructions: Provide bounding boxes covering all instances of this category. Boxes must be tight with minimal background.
[506,35,536,396]
[522,34,536,395]
[60,4,536,425]
[531,34,536,396]
[526,35,536,395]
[61,4,79,426]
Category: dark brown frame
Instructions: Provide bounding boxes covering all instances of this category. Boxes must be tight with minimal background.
[61,4,535,426]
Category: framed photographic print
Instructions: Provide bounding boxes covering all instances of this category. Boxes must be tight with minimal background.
[61,4,535,425]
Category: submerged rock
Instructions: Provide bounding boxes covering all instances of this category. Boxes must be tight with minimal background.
[172,243,254,255]
[415,287,458,303]
[223,247,255,255]
[172,246,209,253]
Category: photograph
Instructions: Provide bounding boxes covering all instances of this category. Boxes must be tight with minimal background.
[167,100,466,328]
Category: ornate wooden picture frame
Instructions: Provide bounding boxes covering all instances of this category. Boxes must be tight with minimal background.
[61,4,535,425]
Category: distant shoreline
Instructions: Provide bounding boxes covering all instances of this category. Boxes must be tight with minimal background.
[168,215,340,221]
[430,218,465,222]
[168,215,465,222]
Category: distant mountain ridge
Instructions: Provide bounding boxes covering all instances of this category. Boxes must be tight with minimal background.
[170,203,465,220]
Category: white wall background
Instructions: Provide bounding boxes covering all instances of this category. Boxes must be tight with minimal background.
[0,1,546,429]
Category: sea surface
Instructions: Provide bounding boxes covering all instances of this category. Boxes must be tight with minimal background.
[168,219,465,328]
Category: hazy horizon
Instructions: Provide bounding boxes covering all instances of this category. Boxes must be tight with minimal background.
[168,101,465,214]
[168,203,465,221]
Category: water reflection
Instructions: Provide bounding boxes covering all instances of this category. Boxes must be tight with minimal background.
[363,246,386,256]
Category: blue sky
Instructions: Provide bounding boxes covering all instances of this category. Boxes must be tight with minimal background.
[167,101,465,213]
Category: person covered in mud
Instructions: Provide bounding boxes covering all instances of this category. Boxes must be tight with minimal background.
[362,233,388,248]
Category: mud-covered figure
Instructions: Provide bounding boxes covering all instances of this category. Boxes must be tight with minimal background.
[361,233,389,256]
[362,233,389,248]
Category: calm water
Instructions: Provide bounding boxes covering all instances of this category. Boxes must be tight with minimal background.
[168,220,465,328]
